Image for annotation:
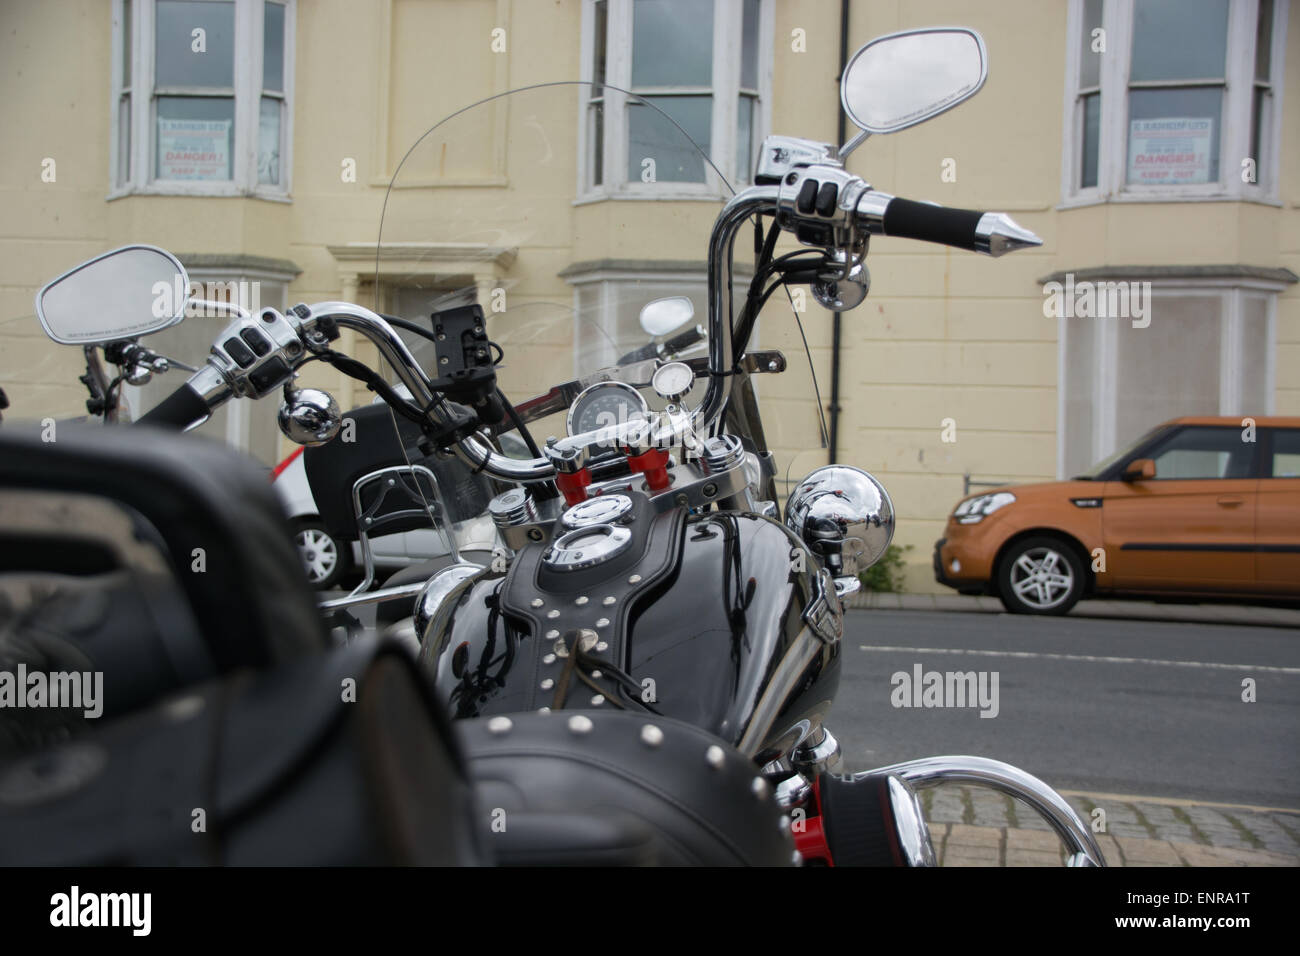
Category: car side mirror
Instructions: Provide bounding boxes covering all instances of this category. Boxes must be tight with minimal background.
[1123,458,1156,481]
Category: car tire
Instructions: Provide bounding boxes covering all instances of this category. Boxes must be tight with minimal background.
[293,517,350,590]
[996,536,1085,616]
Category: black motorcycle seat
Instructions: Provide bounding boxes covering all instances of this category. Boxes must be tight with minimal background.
[459,708,794,866]
[0,637,485,866]
[0,425,327,697]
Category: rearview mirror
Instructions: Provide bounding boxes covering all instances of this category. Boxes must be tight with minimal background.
[35,244,189,345]
[1123,458,1156,481]
[841,27,987,140]
[638,296,694,338]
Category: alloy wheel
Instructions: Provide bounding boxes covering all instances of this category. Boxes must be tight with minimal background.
[1008,546,1075,611]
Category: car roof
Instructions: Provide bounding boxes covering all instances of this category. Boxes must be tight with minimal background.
[1166,416,1300,427]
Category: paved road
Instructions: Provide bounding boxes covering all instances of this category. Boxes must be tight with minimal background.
[832,609,1300,809]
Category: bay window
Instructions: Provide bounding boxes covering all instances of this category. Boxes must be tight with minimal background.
[1062,0,1286,203]
[111,0,294,197]
[580,0,772,199]
[1054,268,1293,478]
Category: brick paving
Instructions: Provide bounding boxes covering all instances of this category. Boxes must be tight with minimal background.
[918,785,1300,866]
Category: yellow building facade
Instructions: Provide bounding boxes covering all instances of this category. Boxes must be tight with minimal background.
[2,0,1295,591]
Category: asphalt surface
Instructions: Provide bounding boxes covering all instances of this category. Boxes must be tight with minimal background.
[832,609,1300,809]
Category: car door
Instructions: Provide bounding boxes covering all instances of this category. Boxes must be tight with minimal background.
[1256,427,1300,593]
[1101,425,1258,590]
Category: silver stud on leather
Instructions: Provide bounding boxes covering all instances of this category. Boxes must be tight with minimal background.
[641,724,665,747]
[568,715,593,734]
[628,574,642,584]
[591,695,604,706]
[576,596,589,606]
[752,777,770,799]
[538,707,551,715]
[540,678,554,690]
[595,617,610,628]
[546,629,560,640]
[602,596,616,606]
[486,716,512,735]
[706,745,725,769]
[530,598,544,608]
[596,641,608,652]
[591,670,602,679]
[547,609,561,619]
[543,654,556,665]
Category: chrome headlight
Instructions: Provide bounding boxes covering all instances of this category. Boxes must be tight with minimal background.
[785,465,894,579]
[953,491,1015,523]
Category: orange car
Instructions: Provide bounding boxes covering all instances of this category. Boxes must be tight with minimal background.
[934,417,1300,614]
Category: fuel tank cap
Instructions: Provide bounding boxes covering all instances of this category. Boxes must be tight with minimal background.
[542,524,633,572]
[561,493,634,529]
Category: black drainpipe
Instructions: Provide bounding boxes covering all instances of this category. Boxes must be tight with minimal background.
[829,0,849,464]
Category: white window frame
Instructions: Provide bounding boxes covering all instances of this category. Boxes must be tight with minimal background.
[1055,278,1282,478]
[109,0,295,200]
[1060,0,1286,207]
[564,267,709,376]
[577,0,773,203]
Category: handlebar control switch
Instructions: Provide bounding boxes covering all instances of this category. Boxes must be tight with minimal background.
[209,306,304,399]
[776,164,871,255]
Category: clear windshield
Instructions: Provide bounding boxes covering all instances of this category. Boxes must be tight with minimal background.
[0,308,219,430]
[368,83,827,553]
[373,83,727,429]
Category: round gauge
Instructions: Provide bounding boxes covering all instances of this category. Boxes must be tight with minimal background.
[566,381,649,437]
[651,361,695,403]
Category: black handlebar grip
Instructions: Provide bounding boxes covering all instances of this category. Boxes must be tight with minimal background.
[662,324,704,355]
[881,198,984,252]
[136,383,212,430]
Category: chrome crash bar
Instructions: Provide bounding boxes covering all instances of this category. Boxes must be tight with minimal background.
[862,755,1106,866]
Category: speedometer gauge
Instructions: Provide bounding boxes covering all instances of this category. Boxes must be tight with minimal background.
[566,381,649,436]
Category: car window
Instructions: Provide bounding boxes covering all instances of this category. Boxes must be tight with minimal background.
[1270,429,1300,478]
[1145,426,1255,479]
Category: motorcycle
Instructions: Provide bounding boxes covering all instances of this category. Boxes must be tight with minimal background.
[2,26,1103,866]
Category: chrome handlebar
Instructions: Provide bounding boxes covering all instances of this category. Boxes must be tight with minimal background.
[173,163,1040,480]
